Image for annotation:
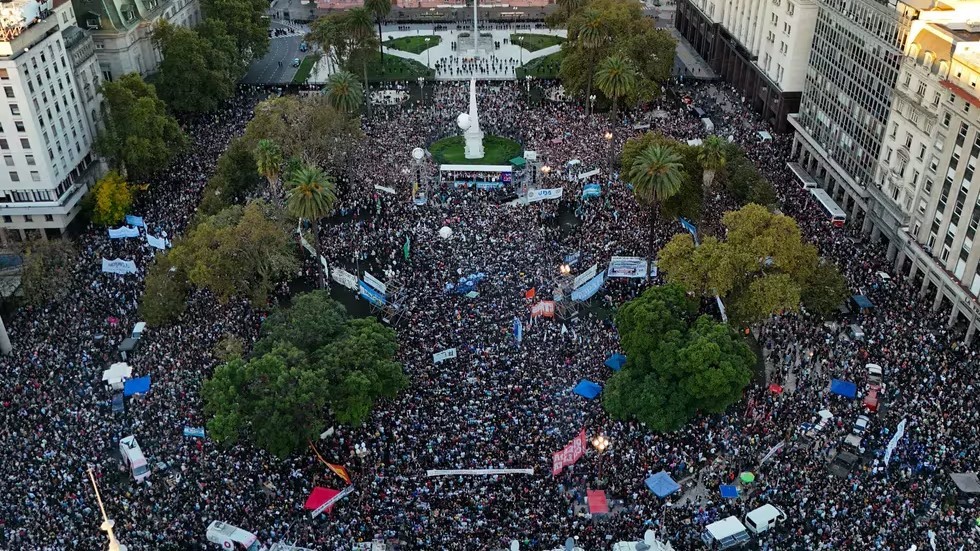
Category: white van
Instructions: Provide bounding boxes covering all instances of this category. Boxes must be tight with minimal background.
[866,363,883,385]
[119,435,150,483]
[206,521,261,551]
[702,516,750,549]
[131,322,147,340]
[745,504,787,534]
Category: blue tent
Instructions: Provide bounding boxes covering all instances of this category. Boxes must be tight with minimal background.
[830,378,857,399]
[573,380,602,400]
[719,485,739,499]
[852,295,874,310]
[604,353,627,371]
[123,375,151,396]
[645,471,680,497]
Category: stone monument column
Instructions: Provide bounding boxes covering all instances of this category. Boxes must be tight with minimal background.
[456,78,485,159]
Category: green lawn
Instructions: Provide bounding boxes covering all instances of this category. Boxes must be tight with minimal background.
[517,51,564,80]
[429,135,523,165]
[364,52,433,82]
[383,35,442,54]
[511,33,565,52]
[291,54,319,84]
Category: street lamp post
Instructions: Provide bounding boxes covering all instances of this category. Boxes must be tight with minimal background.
[518,35,524,66]
[87,467,127,551]
[591,434,610,487]
[589,94,596,115]
[425,37,432,69]
[604,131,614,178]
[417,76,425,105]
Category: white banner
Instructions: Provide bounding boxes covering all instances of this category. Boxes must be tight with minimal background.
[331,267,358,291]
[432,347,457,363]
[758,441,785,465]
[884,417,907,466]
[527,188,563,203]
[146,234,170,250]
[607,256,650,278]
[373,184,397,195]
[576,168,600,181]
[108,226,139,239]
[101,258,138,275]
[426,468,535,477]
[572,263,598,290]
[310,485,355,518]
[363,271,387,294]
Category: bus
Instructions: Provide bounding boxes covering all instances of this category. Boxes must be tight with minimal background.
[787,161,818,189]
[809,188,847,227]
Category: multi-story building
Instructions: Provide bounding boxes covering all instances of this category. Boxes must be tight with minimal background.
[674,0,818,131]
[0,0,103,243]
[73,0,201,81]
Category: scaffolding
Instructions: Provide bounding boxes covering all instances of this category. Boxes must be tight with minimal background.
[377,277,409,325]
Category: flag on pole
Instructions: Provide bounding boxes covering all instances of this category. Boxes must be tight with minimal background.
[326,463,352,485]
[403,235,411,260]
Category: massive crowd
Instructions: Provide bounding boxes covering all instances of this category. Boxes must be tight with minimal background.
[1,73,978,551]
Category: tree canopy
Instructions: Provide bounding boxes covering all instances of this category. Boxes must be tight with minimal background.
[604,284,755,432]
[88,170,133,226]
[138,254,190,326]
[201,0,270,60]
[202,291,407,457]
[657,204,850,324]
[152,21,241,113]
[168,201,298,305]
[95,74,187,181]
[621,132,702,221]
[20,238,75,305]
[198,137,264,216]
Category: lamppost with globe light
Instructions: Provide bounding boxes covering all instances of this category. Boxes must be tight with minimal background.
[589,94,597,115]
[517,35,525,66]
[604,131,614,177]
[591,434,610,486]
[417,76,425,105]
[425,37,432,68]
[87,467,127,551]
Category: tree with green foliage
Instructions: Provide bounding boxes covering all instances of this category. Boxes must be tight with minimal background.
[628,144,685,279]
[286,165,336,289]
[325,71,364,114]
[698,135,727,195]
[364,0,391,64]
[20,239,75,305]
[621,132,702,221]
[168,201,297,305]
[800,259,851,318]
[243,95,363,171]
[559,0,675,106]
[658,204,849,325]
[152,21,239,113]
[254,139,283,201]
[203,291,406,456]
[89,170,133,226]
[548,0,588,26]
[720,142,777,207]
[604,284,755,432]
[198,137,265,215]
[95,74,187,181]
[341,8,378,117]
[201,0,269,60]
[138,254,190,326]
[595,54,636,176]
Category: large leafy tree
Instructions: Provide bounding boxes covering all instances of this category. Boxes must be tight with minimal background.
[253,290,348,357]
[243,95,363,171]
[721,143,777,207]
[168,201,298,305]
[575,8,608,115]
[152,21,240,113]
[199,137,265,215]
[95,74,187,181]
[627,144,685,278]
[604,285,755,432]
[138,254,190,326]
[325,71,364,114]
[20,238,75,305]
[658,204,849,325]
[201,0,270,60]
[254,139,283,201]
[286,165,336,289]
[621,132,702,221]
[88,170,133,226]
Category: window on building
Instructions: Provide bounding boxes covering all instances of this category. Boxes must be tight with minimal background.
[0,69,8,80]
[1,216,9,223]
[9,104,19,116]
[2,155,11,166]
[23,215,31,222]
[30,171,39,182]
[943,112,952,127]
[904,72,912,87]
[19,138,28,148]
[787,1,795,15]
[905,132,913,148]
[934,92,942,106]
[0,139,8,150]
[8,171,18,182]
[44,214,53,222]
[14,121,24,132]
[918,144,926,160]
[917,82,927,96]
[25,154,34,165]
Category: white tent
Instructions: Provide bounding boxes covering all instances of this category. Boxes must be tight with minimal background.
[102,362,133,389]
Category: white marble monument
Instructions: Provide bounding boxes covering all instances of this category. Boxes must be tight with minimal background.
[456,78,485,159]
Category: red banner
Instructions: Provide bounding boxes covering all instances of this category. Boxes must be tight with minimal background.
[552,429,586,475]
[531,301,556,318]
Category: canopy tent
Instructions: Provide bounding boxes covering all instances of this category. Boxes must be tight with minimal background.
[645,471,680,498]
[509,157,526,167]
[719,485,739,499]
[304,486,341,513]
[768,383,783,394]
[852,295,874,310]
[123,375,151,396]
[102,362,133,387]
[830,379,857,399]
[739,472,755,484]
[604,353,627,371]
[587,489,609,515]
[951,472,980,494]
[573,380,602,400]
[118,337,138,352]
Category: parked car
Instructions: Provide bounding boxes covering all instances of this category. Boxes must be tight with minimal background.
[291,58,301,67]
[852,415,870,435]
[299,41,308,52]
[867,363,884,385]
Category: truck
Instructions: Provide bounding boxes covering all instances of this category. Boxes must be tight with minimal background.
[119,435,150,483]
[701,516,750,549]
[744,504,786,534]
[206,521,261,551]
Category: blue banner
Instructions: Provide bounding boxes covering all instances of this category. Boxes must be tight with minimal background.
[108,226,139,239]
[146,234,170,250]
[359,281,387,306]
[183,426,206,438]
[125,215,145,227]
[571,273,604,302]
[679,217,697,237]
[513,316,523,346]
[582,183,601,199]
[564,251,581,266]
[453,180,504,190]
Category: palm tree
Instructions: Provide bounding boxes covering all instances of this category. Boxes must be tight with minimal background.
[286,165,337,289]
[254,139,283,201]
[629,144,685,281]
[557,0,587,21]
[595,54,637,175]
[364,0,391,65]
[326,71,364,114]
[698,135,728,196]
[344,8,377,118]
[577,8,607,115]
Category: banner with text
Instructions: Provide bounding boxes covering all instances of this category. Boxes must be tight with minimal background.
[572,263,598,290]
[432,347,457,363]
[363,271,387,294]
[563,251,581,266]
[310,485,355,518]
[427,468,535,477]
[552,429,587,475]
[527,188,563,203]
[124,215,145,227]
[146,234,170,250]
[331,267,358,291]
[108,226,139,239]
[607,256,650,278]
[578,169,601,181]
[101,258,138,275]
[358,281,386,307]
[531,301,556,318]
[571,273,604,302]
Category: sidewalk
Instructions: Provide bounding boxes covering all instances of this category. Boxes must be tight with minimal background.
[669,28,718,80]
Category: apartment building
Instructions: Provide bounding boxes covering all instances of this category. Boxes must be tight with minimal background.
[675,0,818,131]
[0,0,103,243]
[72,0,201,81]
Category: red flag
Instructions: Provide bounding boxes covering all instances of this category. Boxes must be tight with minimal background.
[525,288,536,299]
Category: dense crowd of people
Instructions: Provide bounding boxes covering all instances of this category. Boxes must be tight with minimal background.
[1,72,978,551]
